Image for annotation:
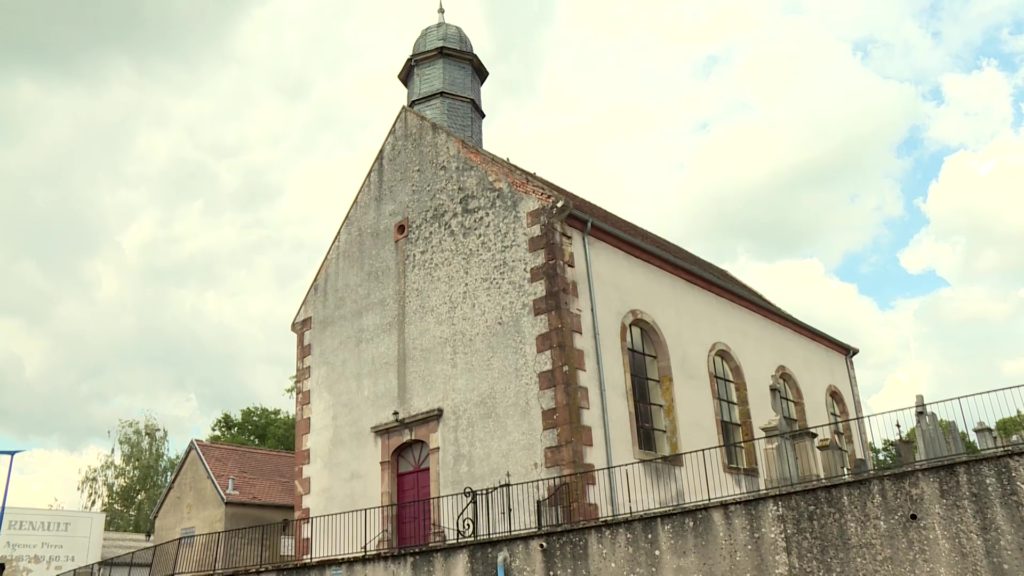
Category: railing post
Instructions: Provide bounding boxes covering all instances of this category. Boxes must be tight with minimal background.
[625,469,633,514]
[363,509,368,556]
[212,530,221,572]
[259,525,266,566]
[505,483,512,535]
[171,539,182,576]
[702,449,712,502]
[958,397,971,451]
[483,490,491,538]
[475,489,482,539]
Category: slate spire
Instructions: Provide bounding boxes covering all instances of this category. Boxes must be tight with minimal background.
[398,5,489,147]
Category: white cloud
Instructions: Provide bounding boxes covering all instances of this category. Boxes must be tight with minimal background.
[0,0,1022,507]
[1002,357,1024,379]
[487,2,921,267]
[0,447,105,510]
[724,123,1024,414]
[724,257,1023,415]
[926,64,1016,149]
[722,257,922,411]
[902,130,1024,290]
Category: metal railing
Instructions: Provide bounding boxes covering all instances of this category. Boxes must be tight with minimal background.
[62,384,1024,576]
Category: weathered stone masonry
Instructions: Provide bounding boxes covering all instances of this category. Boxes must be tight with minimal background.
[292,316,313,529]
[527,205,596,520]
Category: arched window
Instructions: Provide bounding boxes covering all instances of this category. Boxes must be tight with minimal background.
[774,367,807,429]
[397,441,430,473]
[627,324,666,453]
[826,386,856,469]
[620,311,678,458]
[708,344,756,472]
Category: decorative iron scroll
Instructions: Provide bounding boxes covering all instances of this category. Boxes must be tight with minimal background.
[456,486,477,539]
[536,481,571,529]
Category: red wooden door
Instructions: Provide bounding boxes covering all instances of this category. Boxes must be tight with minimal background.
[396,442,431,547]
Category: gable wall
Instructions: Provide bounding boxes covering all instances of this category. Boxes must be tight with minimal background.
[573,228,862,469]
[295,110,550,518]
[153,449,226,543]
[224,504,294,531]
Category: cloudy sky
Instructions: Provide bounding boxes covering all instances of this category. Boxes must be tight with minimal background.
[1,0,1023,509]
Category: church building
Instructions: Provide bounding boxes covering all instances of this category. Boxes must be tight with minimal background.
[290,6,866,547]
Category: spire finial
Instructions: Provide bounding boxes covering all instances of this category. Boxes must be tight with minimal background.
[438,0,445,23]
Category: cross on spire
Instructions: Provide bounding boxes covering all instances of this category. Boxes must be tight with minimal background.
[438,0,445,23]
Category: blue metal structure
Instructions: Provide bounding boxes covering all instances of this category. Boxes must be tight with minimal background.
[0,450,24,538]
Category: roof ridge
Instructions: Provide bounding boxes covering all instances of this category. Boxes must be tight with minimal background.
[442,123,855,354]
[194,439,295,455]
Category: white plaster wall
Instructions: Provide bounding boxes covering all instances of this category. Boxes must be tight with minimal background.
[297,109,549,518]
[573,229,862,472]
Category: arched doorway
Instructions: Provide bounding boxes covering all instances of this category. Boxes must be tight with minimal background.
[395,441,431,547]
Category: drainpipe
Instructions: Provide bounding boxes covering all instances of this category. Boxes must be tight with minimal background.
[582,219,617,515]
[844,349,870,465]
[496,550,510,576]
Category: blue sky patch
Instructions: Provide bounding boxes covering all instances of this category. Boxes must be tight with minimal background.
[836,129,949,307]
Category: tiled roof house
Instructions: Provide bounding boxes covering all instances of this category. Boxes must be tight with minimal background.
[150,440,293,544]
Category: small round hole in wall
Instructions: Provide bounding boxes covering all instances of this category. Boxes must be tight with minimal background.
[394,219,409,241]
[909,512,918,521]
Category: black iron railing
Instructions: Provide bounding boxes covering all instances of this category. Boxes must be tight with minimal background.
[60,384,1024,576]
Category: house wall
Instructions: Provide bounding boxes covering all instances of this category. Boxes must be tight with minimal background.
[152,450,226,543]
[573,228,862,472]
[295,109,549,520]
[294,109,865,527]
[224,505,294,532]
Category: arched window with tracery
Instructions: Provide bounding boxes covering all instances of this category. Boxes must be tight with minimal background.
[826,386,856,469]
[774,367,807,429]
[708,344,757,472]
[620,311,679,459]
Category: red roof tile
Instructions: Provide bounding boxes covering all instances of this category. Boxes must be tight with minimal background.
[193,441,293,507]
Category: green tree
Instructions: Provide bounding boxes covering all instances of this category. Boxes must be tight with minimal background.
[869,438,901,470]
[207,405,295,451]
[995,411,1024,441]
[78,416,177,532]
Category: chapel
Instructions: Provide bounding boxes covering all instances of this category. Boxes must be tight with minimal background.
[290,5,865,548]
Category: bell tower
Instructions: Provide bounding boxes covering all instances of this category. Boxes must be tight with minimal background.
[398,2,489,147]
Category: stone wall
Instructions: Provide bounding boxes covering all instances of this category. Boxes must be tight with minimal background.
[255,450,1024,576]
[152,450,225,544]
[294,107,551,519]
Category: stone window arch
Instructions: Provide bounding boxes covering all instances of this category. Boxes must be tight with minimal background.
[708,343,757,473]
[620,310,679,459]
[370,409,442,548]
[773,366,807,428]
[826,385,856,469]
